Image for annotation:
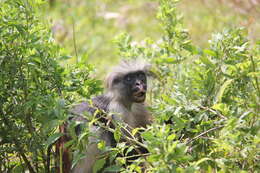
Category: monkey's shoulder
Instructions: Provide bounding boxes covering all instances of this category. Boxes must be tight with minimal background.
[70,95,110,117]
[92,94,111,112]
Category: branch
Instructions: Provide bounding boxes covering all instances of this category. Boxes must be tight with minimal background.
[19,152,36,173]
[199,105,227,120]
[46,145,52,173]
[72,18,78,63]
[186,125,225,144]
[0,110,36,173]
[249,55,260,102]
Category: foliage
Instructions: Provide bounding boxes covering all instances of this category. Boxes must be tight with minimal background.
[109,0,259,172]
[0,0,259,173]
[0,0,101,172]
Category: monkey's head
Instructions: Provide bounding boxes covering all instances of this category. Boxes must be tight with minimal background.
[105,60,151,104]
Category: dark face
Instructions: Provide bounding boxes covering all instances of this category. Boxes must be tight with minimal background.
[122,71,147,103]
[112,71,147,103]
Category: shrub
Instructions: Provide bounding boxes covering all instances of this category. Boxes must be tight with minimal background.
[112,0,260,172]
[1,0,259,172]
[0,0,101,172]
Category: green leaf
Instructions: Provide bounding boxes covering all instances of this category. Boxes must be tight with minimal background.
[132,128,140,136]
[172,116,185,130]
[200,56,215,68]
[78,131,88,142]
[59,55,72,60]
[12,163,25,173]
[114,127,121,142]
[45,133,63,149]
[72,152,86,169]
[183,44,198,54]
[193,158,212,166]
[142,131,154,141]
[215,79,233,103]
[147,154,161,162]
[167,133,176,141]
[97,140,106,150]
[104,165,121,172]
[203,49,217,57]
[212,103,229,116]
[64,140,74,148]
[93,158,106,173]
[125,146,134,155]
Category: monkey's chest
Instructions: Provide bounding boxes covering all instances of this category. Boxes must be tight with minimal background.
[122,113,145,128]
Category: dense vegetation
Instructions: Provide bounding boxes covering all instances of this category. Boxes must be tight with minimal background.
[0,0,259,172]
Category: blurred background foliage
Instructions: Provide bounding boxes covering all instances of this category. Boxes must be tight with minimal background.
[42,0,260,76]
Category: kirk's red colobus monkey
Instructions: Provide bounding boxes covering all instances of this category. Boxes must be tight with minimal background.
[71,60,153,173]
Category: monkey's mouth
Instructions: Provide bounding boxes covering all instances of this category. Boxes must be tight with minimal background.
[134,91,146,102]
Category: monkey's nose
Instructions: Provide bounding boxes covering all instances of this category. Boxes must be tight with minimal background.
[135,81,141,86]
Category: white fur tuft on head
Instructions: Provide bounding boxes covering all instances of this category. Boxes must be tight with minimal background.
[105,59,151,90]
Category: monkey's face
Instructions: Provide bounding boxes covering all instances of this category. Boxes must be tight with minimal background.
[123,71,147,103]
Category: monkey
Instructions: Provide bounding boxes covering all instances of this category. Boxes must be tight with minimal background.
[70,60,153,173]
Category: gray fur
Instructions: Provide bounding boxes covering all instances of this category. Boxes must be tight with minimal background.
[105,59,151,90]
[72,60,152,173]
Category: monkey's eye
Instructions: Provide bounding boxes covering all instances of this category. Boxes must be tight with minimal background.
[138,73,146,82]
[139,73,145,78]
[125,76,132,81]
[113,78,120,85]
[124,75,133,82]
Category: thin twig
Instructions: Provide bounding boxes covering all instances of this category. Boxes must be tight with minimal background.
[123,153,150,160]
[249,55,260,102]
[199,105,227,120]
[186,125,225,144]
[46,145,52,173]
[0,110,36,173]
[72,18,78,63]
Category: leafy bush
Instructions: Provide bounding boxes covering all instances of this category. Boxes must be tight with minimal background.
[0,0,259,173]
[0,0,101,172]
[112,0,259,172]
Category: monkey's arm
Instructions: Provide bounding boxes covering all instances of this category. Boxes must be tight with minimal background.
[70,97,117,173]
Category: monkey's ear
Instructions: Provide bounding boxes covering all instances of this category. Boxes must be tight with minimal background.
[105,72,120,89]
[105,74,113,89]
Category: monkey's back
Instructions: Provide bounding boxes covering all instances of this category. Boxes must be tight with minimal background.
[71,95,110,116]
[70,95,116,144]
